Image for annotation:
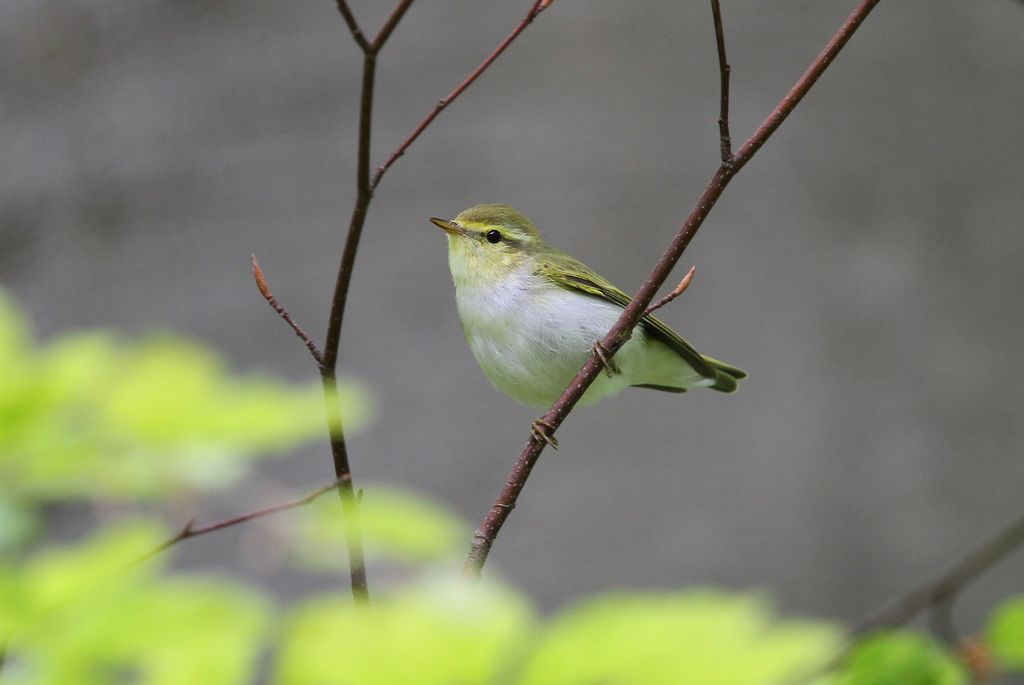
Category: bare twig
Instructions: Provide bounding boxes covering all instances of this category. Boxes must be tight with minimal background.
[849,512,1024,638]
[138,478,344,564]
[710,0,733,165]
[334,0,370,52]
[251,254,324,366]
[787,511,1024,684]
[372,0,417,51]
[644,265,696,316]
[464,0,885,579]
[369,0,550,190]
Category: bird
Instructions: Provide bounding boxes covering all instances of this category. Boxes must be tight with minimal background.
[429,204,745,443]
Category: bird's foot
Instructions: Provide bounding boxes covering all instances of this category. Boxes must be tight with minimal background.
[591,340,620,377]
[531,419,559,450]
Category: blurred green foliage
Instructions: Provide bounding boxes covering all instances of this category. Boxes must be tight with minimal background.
[0,290,367,549]
[819,632,967,685]
[0,290,1018,683]
[275,578,532,685]
[518,592,840,685]
[987,595,1024,670]
[0,523,269,685]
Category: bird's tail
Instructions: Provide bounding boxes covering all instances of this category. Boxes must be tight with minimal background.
[703,356,747,393]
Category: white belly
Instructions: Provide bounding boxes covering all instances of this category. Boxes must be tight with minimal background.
[454,268,656,408]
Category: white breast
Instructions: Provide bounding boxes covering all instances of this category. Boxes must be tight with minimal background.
[454,265,641,407]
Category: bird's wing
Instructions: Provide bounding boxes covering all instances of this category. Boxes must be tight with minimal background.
[538,257,718,380]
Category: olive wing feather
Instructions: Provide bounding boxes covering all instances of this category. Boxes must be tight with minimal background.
[539,260,719,380]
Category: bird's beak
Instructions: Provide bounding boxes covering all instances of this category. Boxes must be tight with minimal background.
[429,217,460,236]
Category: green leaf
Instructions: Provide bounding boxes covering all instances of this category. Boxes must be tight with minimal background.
[295,485,465,567]
[0,522,270,685]
[112,578,270,685]
[834,631,967,685]
[517,589,841,685]
[0,289,371,505]
[987,595,1024,670]
[274,576,532,685]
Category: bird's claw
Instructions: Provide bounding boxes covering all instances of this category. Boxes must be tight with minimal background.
[531,419,559,450]
[592,340,619,377]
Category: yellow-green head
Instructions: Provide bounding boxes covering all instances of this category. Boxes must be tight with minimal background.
[429,204,546,288]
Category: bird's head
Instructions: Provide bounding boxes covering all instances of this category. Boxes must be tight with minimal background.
[430,204,545,287]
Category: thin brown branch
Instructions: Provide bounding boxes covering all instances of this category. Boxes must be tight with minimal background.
[372,0,417,52]
[849,511,1024,638]
[464,0,885,579]
[251,254,324,367]
[138,478,344,564]
[644,265,696,316]
[318,4,391,605]
[334,0,371,53]
[369,0,550,191]
[710,0,733,165]
[786,512,1024,684]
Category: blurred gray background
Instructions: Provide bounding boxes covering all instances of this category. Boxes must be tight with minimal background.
[3,0,1023,634]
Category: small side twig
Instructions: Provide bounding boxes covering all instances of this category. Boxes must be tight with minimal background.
[137,478,345,564]
[369,0,551,190]
[251,254,323,367]
[644,265,696,316]
[710,0,733,166]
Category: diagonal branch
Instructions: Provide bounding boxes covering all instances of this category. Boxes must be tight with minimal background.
[786,511,1024,683]
[251,254,323,367]
[369,0,550,191]
[372,0,417,52]
[850,511,1024,638]
[464,0,885,579]
[334,0,371,53]
[137,478,344,564]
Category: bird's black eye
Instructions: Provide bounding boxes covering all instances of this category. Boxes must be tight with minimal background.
[485,230,503,244]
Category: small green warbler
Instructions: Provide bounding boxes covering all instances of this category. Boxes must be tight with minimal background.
[430,204,746,411]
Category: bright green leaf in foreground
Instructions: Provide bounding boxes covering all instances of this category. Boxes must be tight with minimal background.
[518,590,841,685]
[829,631,967,685]
[987,595,1024,671]
[0,522,270,685]
[0,289,370,507]
[274,576,532,685]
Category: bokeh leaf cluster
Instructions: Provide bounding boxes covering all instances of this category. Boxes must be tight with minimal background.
[0,290,367,549]
[1,290,1020,684]
[0,523,269,685]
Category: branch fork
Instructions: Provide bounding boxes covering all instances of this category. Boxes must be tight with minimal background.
[645,265,696,316]
[245,0,557,601]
